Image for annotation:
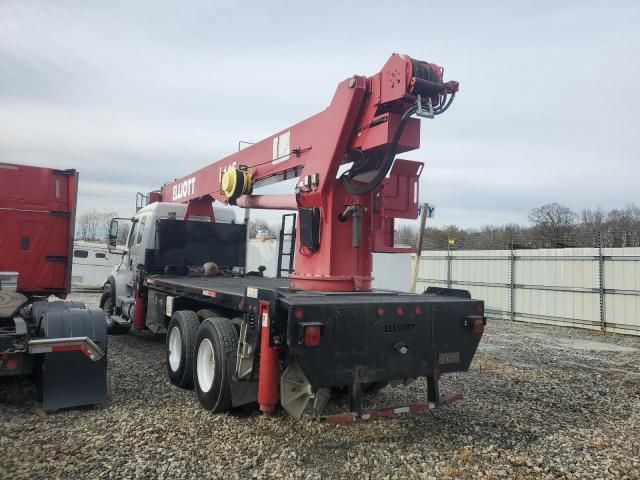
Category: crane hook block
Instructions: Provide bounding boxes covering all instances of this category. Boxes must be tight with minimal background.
[221,166,253,203]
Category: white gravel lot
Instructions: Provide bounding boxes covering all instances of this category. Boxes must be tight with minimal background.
[1,291,639,479]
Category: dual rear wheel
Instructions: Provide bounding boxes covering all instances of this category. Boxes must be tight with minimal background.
[165,311,237,412]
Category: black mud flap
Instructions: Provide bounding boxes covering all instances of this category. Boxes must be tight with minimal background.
[37,307,108,410]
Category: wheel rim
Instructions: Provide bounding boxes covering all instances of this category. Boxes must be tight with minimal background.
[197,338,215,393]
[168,326,182,372]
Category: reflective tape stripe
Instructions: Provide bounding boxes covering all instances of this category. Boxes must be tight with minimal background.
[409,404,430,413]
[80,344,96,360]
[27,337,104,361]
[321,393,462,424]
[51,344,81,353]
[370,408,394,419]
[443,393,463,404]
[324,415,355,425]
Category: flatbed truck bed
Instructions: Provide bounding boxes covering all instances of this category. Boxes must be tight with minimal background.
[147,273,478,308]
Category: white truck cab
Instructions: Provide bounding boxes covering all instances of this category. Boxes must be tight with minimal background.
[101,202,237,333]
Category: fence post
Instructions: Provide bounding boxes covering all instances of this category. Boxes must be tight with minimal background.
[598,232,606,332]
[510,238,515,321]
[446,244,452,289]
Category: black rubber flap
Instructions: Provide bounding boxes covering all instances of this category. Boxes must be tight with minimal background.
[38,308,107,410]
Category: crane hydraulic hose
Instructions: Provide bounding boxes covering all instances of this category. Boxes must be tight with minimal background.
[342,59,456,195]
[342,104,418,195]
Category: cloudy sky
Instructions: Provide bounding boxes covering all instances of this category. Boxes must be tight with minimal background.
[1,1,639,228]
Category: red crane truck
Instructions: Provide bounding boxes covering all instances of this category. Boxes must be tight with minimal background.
[0,163,107,410]
[101,53,485,422]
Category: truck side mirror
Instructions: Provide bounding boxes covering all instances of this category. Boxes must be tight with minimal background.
[108,219,119,247]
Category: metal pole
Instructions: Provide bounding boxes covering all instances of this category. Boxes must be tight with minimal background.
[241,138,253,275]
[510,238,515,321]
[244,208,251,274]
[410,203,428,293]
[598,232,606,332]
[447,244,452,289]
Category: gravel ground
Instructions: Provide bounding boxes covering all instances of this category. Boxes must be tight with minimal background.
[1,291,639,479]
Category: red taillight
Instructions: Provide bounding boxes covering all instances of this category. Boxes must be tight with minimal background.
[415,306,422,315]
[472,318,485,336]
[294,309,304,320]
[396,306,404,316]
[303,325,322,347]
[6,358,18,370]
[377,307,385,316]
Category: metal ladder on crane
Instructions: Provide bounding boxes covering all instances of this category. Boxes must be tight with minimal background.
[277,213,296,278]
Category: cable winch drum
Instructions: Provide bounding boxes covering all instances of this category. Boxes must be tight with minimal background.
[220,166,252,202]
[410,59,440,83]
[409,59,445,99]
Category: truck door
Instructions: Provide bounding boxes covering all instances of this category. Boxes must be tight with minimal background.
[126,214,148,277]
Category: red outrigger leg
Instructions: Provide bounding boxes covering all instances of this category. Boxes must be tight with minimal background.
[257,301,280,414]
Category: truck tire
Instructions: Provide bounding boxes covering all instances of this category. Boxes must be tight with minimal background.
[99,287,130,335]
[193,316,238,412]
[166,310,200,389]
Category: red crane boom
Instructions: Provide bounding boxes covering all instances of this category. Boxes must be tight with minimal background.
[153,53,459,292]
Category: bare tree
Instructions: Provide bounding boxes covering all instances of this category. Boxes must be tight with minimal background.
[602,203,640,247]
[76,210,101,241]
[528,203,577,246]
[248,219,277,238]
[581,206,605,228]
[99,212,118,241]
[383,203,639,250]
[395,224,417,247]
[117,223,131,245]
[76,210,120,242]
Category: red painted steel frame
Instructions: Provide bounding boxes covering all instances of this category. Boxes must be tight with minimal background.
[155,54,454,292]
[133,289,146,330]
[0,162,78,297]
[257,301,279,413]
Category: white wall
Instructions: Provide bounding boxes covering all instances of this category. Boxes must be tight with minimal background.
[372,253,412,292]
[245,239,412,291]
[246,239,279,277]
[415,247,640,336]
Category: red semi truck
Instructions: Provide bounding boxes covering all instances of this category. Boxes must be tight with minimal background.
[0,162,107,410]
